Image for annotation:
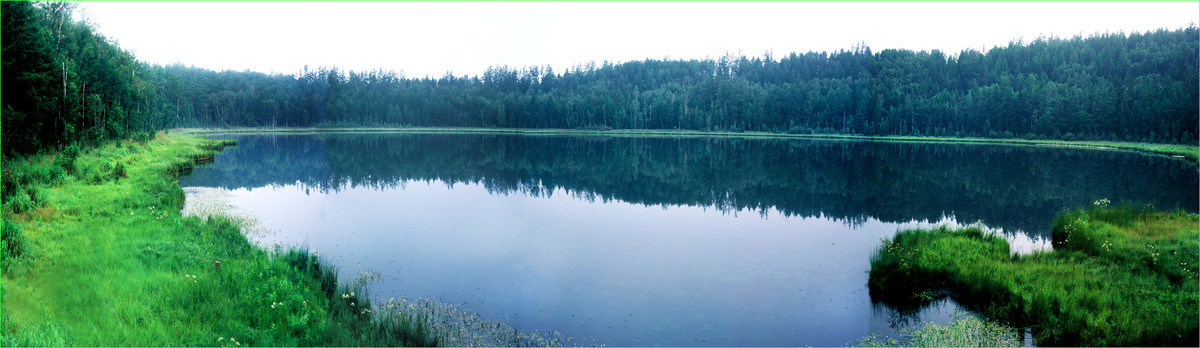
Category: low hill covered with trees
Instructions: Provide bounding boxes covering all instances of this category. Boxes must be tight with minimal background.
[4,1,1197,158]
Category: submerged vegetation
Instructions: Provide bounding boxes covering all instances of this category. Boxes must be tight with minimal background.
[854,313,1023,347]
[868,204,1198,346]
[0,133,435,346]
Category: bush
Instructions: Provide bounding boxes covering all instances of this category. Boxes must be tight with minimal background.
[55,144,81,174]
[132,131,154,142]
[74,158,125,184]
[5,187,35,214]
[1,219,29,270]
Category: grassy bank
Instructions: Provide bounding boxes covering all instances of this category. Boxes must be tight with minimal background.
[868,204,1198,346]
[0,133,434,346]
[175,127,1198,163]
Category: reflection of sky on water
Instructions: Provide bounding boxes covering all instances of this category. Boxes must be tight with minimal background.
[895,216,1053,255]
[186,180,999,346]
[177,133,1199,346]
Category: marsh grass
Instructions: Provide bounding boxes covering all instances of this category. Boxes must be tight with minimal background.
[275,249,438,346]
[868,204,1198,346]
[0,133,436,346]
[854,312,1022,347]
[381,297,591,347]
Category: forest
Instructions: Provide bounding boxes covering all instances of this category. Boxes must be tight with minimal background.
[4,1,1198,158]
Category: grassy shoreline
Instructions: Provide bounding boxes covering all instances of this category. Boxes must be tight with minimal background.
[1,133,434,345]
[867,204,1198,346]
[174,126,1199,163]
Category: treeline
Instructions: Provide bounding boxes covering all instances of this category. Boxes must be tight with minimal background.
[141,26,1198,144]
[2,1,154,156]
[4,1,1197,157]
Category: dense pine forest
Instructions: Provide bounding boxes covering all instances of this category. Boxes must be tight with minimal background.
[4,1,1197,157]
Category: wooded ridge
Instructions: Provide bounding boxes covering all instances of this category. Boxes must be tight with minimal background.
[4,1,1197,157]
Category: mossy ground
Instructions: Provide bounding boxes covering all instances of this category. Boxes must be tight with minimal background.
[868,204,1198,346]
[1,133,433,346]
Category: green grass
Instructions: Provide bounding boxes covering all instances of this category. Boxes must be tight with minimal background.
[868,204,1198,346]
[0,133,434,346]
[854,312,1023,347]
[175,126,1199,163]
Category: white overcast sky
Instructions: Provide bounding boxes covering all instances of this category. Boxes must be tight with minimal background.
[74,1,1198,78]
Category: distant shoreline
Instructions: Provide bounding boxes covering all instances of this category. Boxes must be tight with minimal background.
[174,127,1198,164]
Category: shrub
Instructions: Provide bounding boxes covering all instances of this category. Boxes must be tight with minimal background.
[1,219,29,270]
[55,144,81,174]
[5,187,35,214]
[132,131,154,142]
[74,158,125,184]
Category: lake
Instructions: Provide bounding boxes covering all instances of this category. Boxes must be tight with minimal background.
[178,133,1197,346]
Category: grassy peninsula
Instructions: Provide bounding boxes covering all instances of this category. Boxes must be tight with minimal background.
[0,133,434,346]
[868,204,1198,346]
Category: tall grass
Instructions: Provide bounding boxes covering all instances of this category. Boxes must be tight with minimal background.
[854,313,1022,347]
[1,133,436,346]
[275,249,437,346]
[868,204,1198,346]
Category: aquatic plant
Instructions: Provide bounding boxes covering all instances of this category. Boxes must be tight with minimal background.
[854,312,1022,347]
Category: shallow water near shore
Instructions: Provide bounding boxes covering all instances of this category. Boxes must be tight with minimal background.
[180,133,1197,346]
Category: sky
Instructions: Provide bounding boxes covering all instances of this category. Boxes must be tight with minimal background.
[74,1,1199,78]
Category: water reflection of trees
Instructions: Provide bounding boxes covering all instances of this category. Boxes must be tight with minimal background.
[181,133,1198,236]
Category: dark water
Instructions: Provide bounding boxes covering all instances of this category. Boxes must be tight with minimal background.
[179,133,1197,346]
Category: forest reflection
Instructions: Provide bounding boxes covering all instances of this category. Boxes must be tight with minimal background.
[181,133,1198,238]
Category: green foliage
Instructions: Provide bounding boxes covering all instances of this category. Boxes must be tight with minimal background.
[73,157,124,184]
[2,1,153,158]
[869,207,1198,346]
[1053,204,1199,285]
[0,134,437,346]
[1,219,29,271]
[139,26,1197,144]
[277,249,438,346]
[4,186,36,214]
[4,0,1196,159]
[0,318,67,347]
[1,154,75,214]
[132,131,155,143]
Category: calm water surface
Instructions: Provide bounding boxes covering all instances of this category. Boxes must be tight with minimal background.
[179,133,1197,346]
